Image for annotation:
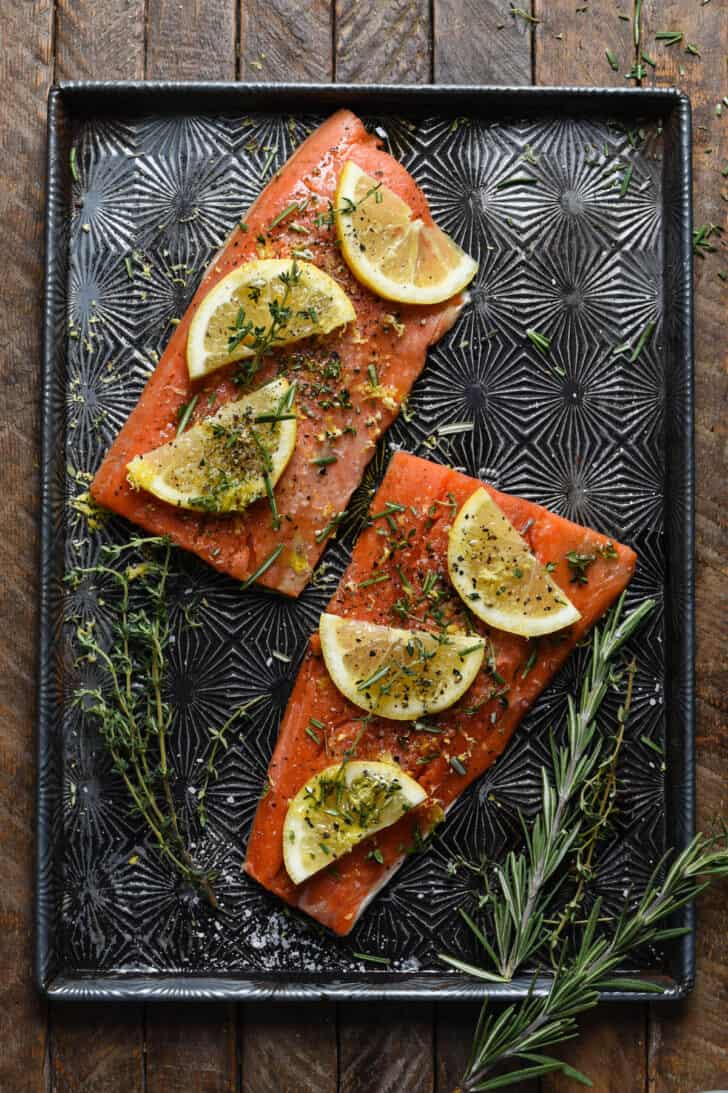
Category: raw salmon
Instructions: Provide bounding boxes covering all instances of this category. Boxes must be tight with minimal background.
[244,451,637,935]
[90,110,461,596]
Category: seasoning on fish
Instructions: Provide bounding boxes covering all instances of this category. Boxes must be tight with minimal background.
[90,110,464,597]
[244,451,637,935]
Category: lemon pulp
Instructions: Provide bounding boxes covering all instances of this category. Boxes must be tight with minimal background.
[126,377,296,513]
[447,487,581,638]
[334,161,478,305]
[283,759,426,885]
[319,613,485,721]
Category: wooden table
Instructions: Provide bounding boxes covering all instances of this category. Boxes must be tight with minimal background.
[2,2,726,1090]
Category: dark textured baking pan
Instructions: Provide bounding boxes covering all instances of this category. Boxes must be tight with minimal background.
[38,83,694,1001]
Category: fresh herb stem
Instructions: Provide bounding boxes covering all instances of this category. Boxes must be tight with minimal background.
[442,595,655,984]
[70,538,219,906]
[241,544,284,590]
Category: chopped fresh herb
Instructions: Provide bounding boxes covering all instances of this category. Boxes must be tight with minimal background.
[459,643,485,659]
[641,734,664,756]
[495,175,538,190]
[124,255,134,280]
[684,43,701,56]
[619,164,634,199]
[309,717,325,730]
[606,50,619,71]
[521,646,538,679]
[693,222,722,257]
[509,4,539,24]
[367,363,379,388]
[655,31,683,46]
[176,395,199,436]
[305,725,321,745]
[314,511,345,543]
[526,328,551,354]
[438,421,474,436]
[70,146,79,182]
[359,573,391,589]
[566,550,597,585]
[353,952,391,965]
[449,756,468,777]
[240,544,284,590]
[269,201,301,230]
[630,320,655,362]
[641,52,656,68]
[545,561,557,573]
[239,220,249,232]
[357,664,391,691]
[367,848,385,864]
[311,454,338,467]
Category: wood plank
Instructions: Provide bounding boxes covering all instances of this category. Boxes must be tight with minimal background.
[541,1005,647,1092]
[146,1004,238,1092]
[0,4,55,1091]
[240,0,332,81]
[436,1004,537,1093]
[146,0,237,80]
[50,3,148,1089]
[55,0,145,80]
[336,0,431,83]
[534,0,634,87]
[241,1003,337,1093]
[50,1006,144,1091]
[339,1003,434,1093]
[434,1,531,85]
[639,1,728,1086]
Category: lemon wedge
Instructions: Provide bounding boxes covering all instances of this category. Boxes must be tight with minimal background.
[126,377,296,513]
[448,488,581,637]
[186,258,356,380]
[334,161,478,305]
[283,759,426,885]
[319,613,485,721]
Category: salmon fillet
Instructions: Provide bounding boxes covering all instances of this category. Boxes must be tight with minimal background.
[244,451,637,935]
[90,110,461,596]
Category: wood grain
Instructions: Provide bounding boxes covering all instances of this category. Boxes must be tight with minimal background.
[50,1006,144,1091]
[50,3,148,1089]
[336,0,431,83]
[640,2,728,1086]
[339,1003,434,1093]
[240,0,332,81]
[542,1005,647,1092]
[146,1004,238,1092]
[434,1,531,85]
[534,0,635,88]
[146,0,237,80]
[241,1003,337,1093]
[55,0,145,80]
[0,3,55,1091]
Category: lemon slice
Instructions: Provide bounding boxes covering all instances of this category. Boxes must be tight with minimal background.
[319,613,485,721]
[448,488,581,637]
[283,759,426,885]
[186,258,356,380]
[126,377,296,513]
[334,161,478,305]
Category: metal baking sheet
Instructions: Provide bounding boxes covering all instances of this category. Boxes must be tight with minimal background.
[38,83,694,1001]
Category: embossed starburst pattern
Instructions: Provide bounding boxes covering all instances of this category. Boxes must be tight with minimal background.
[44,107,678,989]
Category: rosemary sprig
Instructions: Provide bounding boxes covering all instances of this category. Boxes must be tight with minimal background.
[70,537,221,905]
[451,829,728,1090]
[442,594,655,983]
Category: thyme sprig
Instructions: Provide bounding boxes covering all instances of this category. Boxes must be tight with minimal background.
[451,829,728,1090]
[70,537,243,907]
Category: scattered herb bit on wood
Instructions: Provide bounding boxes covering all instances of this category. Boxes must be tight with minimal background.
[693,222,722,257]
[606,49,620,71]
[655,30,683,46]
